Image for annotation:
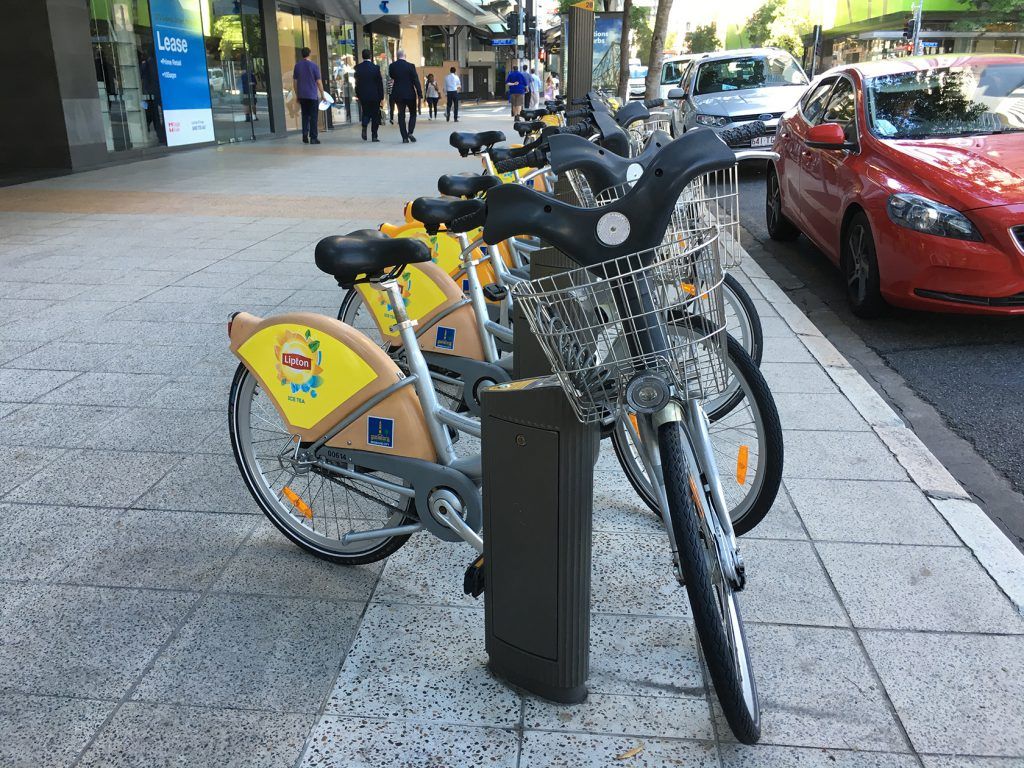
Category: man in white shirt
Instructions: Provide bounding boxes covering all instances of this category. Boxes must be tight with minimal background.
[444,66,462,122]
[530,68,542,108]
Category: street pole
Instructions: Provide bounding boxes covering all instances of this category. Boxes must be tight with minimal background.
[912,0,923,56]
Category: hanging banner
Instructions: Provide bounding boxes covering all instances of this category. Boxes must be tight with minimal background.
[359,0,411,15]
[150,0,215,146]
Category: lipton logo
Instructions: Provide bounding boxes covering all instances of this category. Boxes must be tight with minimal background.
[282,351,311,370]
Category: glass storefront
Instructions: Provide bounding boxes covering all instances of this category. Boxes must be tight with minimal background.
[200,0,272,142]
[326,18,356,124]
[277,4,327,132]
[89,0,165,151]
[423,26,446,67]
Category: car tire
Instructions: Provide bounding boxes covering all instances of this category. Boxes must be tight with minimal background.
[841,211,886,318]
[765,166,800,241]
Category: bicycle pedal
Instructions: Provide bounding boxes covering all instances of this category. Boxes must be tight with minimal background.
[482,283,507,302]
[463,556,485,598]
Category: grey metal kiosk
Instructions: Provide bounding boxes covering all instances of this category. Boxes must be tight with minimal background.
[479,377,596,703]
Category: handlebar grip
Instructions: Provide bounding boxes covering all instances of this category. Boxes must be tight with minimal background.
[559,121,592,137]
[570,97,589,106]
[643,98,664,108]
[448,206,488,234]
[718,120,767,146]
[563,108,589,119]
[494,149,547,173]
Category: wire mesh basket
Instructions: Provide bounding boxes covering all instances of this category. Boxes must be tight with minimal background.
[565,168,597,207]
[510,231,729,424]
[626,114,672,155]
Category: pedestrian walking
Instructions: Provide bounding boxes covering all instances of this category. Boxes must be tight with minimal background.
[354,48,383,142]
[387,49,423,143]
[521,65,534,110]
[292,47,324,144]
[551,72,560,98]
[505,64,528,118]
[424,73,440,119]
[544,73,555,102]
[530,68,542,109]
[444,66,462,122]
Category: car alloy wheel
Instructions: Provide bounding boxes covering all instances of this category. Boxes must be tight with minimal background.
[765,167,799,241]
[842,212,886,318]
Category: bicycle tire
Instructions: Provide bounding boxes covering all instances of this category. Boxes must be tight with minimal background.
[229,363,413,565]
[612,333,782,536]
[723,273,763,367]
[659,420,761,744]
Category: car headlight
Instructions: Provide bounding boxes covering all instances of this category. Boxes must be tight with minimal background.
[696,114,729,128]
[887,193,982,242]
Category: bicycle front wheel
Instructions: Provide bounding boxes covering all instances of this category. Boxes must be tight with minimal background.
[722,273,763,367]
[659,420,760,744]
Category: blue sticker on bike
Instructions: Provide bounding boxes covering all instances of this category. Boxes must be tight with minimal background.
[435,325,456,351]
[367,416,394,448]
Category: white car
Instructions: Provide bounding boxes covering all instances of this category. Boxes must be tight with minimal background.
[658,55,695,100]
[628,62,648,100]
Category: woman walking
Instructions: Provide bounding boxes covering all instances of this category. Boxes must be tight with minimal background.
[424,73,440,119]
[544,73,555,102]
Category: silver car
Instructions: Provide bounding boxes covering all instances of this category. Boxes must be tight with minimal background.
[668,48,809,149]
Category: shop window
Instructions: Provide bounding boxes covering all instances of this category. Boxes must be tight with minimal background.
[327,18,356,123]
[423,26,445,67]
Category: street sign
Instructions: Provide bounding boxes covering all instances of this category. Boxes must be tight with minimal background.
[491,38,515,45]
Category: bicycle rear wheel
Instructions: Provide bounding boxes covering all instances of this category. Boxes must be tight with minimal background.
[658,419,760,744]
[722,273,762,367]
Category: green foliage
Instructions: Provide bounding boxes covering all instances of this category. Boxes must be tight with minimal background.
[746,0,782,48]
[741,0,813,56]
[631,6,653,62]
[957,0,1024,13]
[685,23,719,53]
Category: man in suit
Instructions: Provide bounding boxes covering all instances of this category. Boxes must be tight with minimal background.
[353,49,383,142]
[387,49,423,143]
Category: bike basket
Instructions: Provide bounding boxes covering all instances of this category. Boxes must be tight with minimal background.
[510,231,729,424]
[626,116,672,154]
[565,168,597,208]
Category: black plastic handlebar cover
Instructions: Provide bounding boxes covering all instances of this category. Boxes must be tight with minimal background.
[719,120,767,146]
[614,101,650,129]
[546,129,671,192]
[448,206,488,233]
[494,149,547,173]
[481,129,735,267]
[563,108,590,119]
[570,97,589,106]
[592,111,631,157]
[643,98,664,108]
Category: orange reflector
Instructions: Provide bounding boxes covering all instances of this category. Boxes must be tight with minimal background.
[282,486,313,519]
[736,445,749,486]
[688,476,705,518]
[628,413,640,438]
[681,282,697,296]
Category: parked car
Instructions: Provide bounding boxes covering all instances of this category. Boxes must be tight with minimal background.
[658,54,695,100]
[767,54,1024,317]
[667,48,809,148]
[628,62,648,100]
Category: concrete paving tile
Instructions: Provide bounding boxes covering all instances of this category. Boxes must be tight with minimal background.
[39,371,169,407]
[773,392,871,432]
[0,583,196,699]
[739,539,849,627]
[144,375,232,411]
[589,613,704,698]
[745,488,808,541]
[133,593,360,712]
[78,703,313,768]
[519,731,717,768]
[0,446,64,496]
[786,479,960,546]
[59,508,255,590]
[374,532,481,607]
[524,692,714,740]
[759,363,838,395]
[214,517,381,600]
[783,431,908,482]
[592,471,664,534]
[862,631,1024,757]
[300,717,519,768]
[0,502,108,580]
[818,543,1024,633]
[4,342,117,372]
[0,692,115,768]
[103,407,220,453]
[761,336,816,364]
[720,744,919,767]
[142,286,227,304]
[133,453,255,513]
[0,403,127,449]
[324,602,521,726]
[0,401,21,418]
[592,532,690,617]
[6,449,180,507]
[724,624,907,751]
[921,757,1024,768]
[0,369,81,402]
[67,320,216,346]
[0,340,47,365]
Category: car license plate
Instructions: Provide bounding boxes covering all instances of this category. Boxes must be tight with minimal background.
[751,135,774,148]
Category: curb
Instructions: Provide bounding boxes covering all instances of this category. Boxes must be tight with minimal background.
[739,251,1024,615]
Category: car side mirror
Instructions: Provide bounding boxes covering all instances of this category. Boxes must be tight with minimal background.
[806,122,858,151]
[667,88,686,101]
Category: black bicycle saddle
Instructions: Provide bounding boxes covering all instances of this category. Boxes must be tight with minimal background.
[482,128,735,268]
[592,111,631,157]
[450,131,506,156]
[547,129,672,193]
[514,120,546,137]
[315,230,430,286]
[410,197,486,234]
[614,101,651,129]
[437,173,502,199]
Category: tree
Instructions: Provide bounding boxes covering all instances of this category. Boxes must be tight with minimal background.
[631,6,653,62]
[746,0,782,48]
[766,6,813,56]
[644,0,675,98]
[685,23,718,54]
[617,0,634,100]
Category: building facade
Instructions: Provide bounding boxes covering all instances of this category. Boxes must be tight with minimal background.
[3,0,501,175]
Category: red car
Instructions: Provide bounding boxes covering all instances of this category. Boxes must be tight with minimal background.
[766,54,1024,316]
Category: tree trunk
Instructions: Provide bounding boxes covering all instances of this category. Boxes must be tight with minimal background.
[644,0,673,99]
[617,0,633,101]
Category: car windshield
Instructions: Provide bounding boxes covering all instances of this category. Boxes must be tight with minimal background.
[662,59,689,84]
[866,63,1024,139]
[693,55,807,95]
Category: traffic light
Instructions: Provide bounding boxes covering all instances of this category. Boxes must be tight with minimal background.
[507,11,520,35]
[524,12,536,35]
[903,18,916,39]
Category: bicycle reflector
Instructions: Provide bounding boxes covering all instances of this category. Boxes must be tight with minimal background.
[282,486,313,520]
[736,445,749,486]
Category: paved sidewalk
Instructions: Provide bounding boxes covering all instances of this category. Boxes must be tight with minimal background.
[1,106,1022,768]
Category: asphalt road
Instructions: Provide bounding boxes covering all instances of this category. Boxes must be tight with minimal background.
[736,163,1024,549]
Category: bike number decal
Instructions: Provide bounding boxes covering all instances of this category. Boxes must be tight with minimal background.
[367,416,394,448]
[236,324,376,429]
[435,325,456,350]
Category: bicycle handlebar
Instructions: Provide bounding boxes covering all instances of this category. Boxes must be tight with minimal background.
[563,108,590,119]
[643,98,664,108]
[448,206,488,233]
[570,97,589,106]
[494,148,547,173]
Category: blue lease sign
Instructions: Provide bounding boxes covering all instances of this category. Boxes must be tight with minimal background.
[150,0,214,146]
[491,38,516,46]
